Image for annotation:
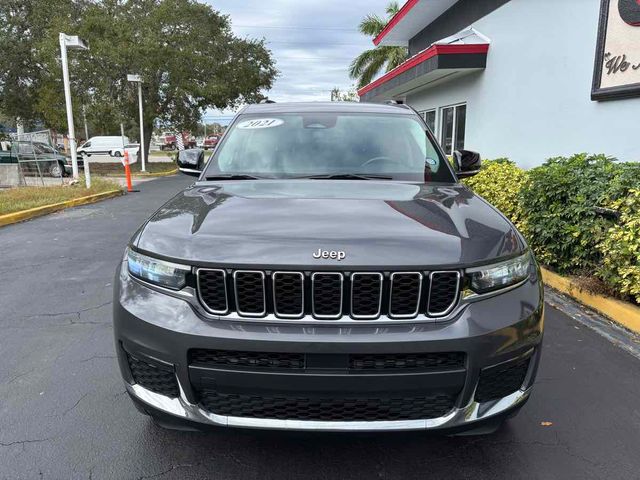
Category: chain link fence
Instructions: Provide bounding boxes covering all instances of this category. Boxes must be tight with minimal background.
[4,130,69,186]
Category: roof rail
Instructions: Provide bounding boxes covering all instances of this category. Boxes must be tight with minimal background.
[259,98,276,104]
[385,100,411,110]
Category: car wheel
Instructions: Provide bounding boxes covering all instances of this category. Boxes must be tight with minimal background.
[114,151,122,157]
[49,162,63,178]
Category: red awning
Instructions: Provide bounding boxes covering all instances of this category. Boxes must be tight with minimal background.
[358,43,489,100]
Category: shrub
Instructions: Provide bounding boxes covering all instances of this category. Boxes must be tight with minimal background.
[462,159,528,231]
[605,162,640,201]
[598,189,640,303]
[519,154,618,273]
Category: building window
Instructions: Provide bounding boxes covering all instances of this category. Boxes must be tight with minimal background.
[423,110,436,133]
[418,110,437,134]
[440,104,466,155]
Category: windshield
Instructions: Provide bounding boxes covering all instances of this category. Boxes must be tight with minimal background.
[34,143,56,154]
[204,112,454,182]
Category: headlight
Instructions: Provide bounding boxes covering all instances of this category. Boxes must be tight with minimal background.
[127,249,189,290]
[466,251,532,294]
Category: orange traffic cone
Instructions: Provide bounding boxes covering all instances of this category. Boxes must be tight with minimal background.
[123,150,133,193]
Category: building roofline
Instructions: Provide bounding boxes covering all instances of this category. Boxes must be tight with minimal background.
[357,43,489,97]
[373,0,420,46]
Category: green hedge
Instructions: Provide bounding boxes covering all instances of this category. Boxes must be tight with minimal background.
[462,159,527,232]
[463,154,640,304]
[598,189,640,303]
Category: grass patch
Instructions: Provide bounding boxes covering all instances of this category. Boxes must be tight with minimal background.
[89,161,176,175]
[0,177,121,215]
[149,150,174,157]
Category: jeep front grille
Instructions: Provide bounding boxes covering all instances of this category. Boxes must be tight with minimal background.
[196,268,461,321]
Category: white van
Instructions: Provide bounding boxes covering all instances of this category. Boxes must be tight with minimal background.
[77,136,129,157]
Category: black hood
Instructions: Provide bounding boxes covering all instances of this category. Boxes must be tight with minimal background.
[135,180,523,268]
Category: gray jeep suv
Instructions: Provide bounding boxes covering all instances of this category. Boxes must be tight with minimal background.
[113,102,543,434]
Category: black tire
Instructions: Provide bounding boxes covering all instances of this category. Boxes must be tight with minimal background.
[49,162,63,178]
[114,151,122,157]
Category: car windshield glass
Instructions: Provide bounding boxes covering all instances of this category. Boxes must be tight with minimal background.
[205,113,454,182]
[34,143,55,154]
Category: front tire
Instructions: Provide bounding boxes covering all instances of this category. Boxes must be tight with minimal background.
[114,151,122,157]
[49,162,63,178]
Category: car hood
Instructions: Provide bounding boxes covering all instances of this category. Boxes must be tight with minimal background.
[135,180,523,268]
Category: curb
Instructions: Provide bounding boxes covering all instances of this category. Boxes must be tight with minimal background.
[100,168,178,178]
[0,189,123,227]
[541,267,640,335]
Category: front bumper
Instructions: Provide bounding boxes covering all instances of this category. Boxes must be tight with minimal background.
[126,382,533,432]
[114,262,544,432]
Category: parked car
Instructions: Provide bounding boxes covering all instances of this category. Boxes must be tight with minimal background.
[158,132,197,151]
[203,134,220,150]
[78,136,129,157]
[1,140,76,177]
[114,102,543,435]
[111,143,140,160]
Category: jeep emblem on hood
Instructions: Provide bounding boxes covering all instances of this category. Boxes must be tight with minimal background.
[313,248,346,261]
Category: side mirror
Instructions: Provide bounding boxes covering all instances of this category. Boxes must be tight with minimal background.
[453,150,481,178]
[176,149,204,176]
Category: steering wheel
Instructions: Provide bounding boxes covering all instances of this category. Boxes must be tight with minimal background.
[360,156,406,169]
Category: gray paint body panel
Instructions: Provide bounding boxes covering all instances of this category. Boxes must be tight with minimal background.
[135,181,523,268]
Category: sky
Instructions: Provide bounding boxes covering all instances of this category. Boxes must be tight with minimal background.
[203,0,391,125]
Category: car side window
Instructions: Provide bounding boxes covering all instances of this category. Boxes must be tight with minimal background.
[19,144,34,154]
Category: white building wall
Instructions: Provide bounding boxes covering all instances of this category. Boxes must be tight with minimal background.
[406,0,640,168]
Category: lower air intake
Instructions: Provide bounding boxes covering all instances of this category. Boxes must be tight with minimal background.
[475,356,531,403]
[198,391,457,421]
[127,353,179,397]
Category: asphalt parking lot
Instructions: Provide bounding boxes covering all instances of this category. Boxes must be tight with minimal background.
[1,174,639,480]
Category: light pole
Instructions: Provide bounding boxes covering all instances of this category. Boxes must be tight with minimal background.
[127,74,145,172]
[59,33,89,185]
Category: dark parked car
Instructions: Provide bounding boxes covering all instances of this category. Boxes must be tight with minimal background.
[114,102,543,435]
[1,141,77,177]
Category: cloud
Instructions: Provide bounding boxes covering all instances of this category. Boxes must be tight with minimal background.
[202,0,390,123]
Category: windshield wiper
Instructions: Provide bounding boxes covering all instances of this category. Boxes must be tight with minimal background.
[293,173,393,181]
[204,174,263,181]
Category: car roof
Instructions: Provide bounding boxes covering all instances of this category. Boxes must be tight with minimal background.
[241,101,414,115]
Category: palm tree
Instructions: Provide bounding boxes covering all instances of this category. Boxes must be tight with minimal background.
[349,2,408,89]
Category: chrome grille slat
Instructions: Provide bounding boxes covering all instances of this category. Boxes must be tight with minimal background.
[272,271,304,319]
[389,272,422,319]
[195,269,461,322]
[427,271,461,317]
[233,270,266,317]
[311,272,343,319]
[350,272,383,319]
[197,268,229,314]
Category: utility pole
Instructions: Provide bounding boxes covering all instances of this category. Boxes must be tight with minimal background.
[127,74,145,172]
[59,33,89,184]
[82,105,89,142]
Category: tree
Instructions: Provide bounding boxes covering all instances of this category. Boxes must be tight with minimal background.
[0,0,277,162]
[0,0,82,130]
[330,86,359,102]
[349,1,408,89]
